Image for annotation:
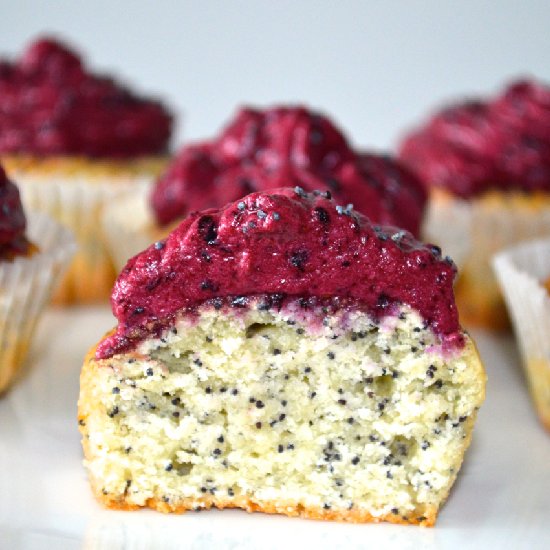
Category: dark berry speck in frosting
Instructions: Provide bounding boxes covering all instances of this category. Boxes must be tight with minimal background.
[97,187,460,359]
[0,37,172,157]
[399,78,550,198]
[0,164,29,257]
[150,106,426,235]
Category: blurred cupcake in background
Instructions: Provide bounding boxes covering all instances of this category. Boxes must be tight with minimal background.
[0,37,173,303]
[0,164,75,393]
[399,79,550,330]
[104,105,427,270]
[493,238,550,431]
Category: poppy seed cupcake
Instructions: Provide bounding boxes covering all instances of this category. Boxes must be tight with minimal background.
[399,78,550,329]
[0,37,173,303]
[103,106,426,270]
[80,187,485,526]
[0,165,75,393]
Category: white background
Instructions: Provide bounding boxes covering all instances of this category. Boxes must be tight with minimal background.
[2,0,549,150]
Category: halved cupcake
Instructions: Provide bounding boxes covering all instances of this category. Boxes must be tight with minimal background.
[80,188,485,526]
[399,78,550,330]
[103,106,426,270]
[0,165,75,393]
[0,37,173,303]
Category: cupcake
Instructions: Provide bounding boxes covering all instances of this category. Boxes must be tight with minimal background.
[80,188,485,526]
[104,106,426,271]
[493,238,550,431]
[0,165,75,393]
[399,79,550,330]
[0,37,173,303]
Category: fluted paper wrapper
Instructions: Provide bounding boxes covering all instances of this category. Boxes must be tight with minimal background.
[16,174,153,303]
[0,213,76,393]
[424,194,550,271]
[102,187,167,272]
[493,239,550,431]
[423,193,550,328]
[422,198,473,268]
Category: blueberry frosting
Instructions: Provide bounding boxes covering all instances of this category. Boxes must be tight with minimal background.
[150,106,426,235]
[399,79,550,198]
[0,37,172,157]
[97,188,459,359]
[0,164,28,256]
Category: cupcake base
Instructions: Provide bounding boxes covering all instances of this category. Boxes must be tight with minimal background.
[2,155,167,304]
[80,300,485,525]
[0,335,31,394]
[0,212,76,394]
[525,359,550,431]
[424,189,550,330]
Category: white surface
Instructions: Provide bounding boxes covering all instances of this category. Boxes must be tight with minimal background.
[1,307,550,549]
[2,1,550,149]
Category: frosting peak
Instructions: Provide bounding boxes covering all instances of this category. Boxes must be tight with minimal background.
[150,106,426,235]
[0,37,173,157]
[97,187,458,359]
[20,38,82,75]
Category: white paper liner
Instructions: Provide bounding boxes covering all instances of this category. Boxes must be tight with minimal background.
[0,212,76,393]
[423,194,550,329]
[493,239,550,426]
[422,199,473,268]
[102,186,164,271]
[423,195,550,272]
[493,240,550,360]
[17,173,153,242]
[14,173,153,302]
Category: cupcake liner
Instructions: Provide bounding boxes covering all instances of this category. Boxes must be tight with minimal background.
[423,192,550,329]
[493,238,550,431]
[421,198,473,268]
[15,173,153,304]
[0,212,76,393]
[424,193,550,270]
[102,186,167,271]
